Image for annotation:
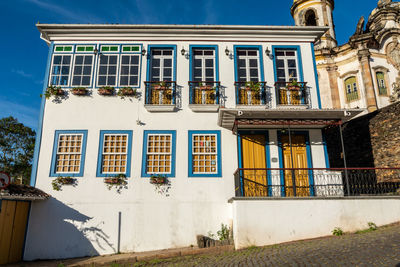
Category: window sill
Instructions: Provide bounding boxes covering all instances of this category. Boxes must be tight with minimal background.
[189,104,219,112]
[276,104,309,109]
[144,104,176,112]
[235,105,267,109]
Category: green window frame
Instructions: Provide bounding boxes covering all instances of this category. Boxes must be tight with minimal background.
[376,72,387,95]
[344,76,359,102]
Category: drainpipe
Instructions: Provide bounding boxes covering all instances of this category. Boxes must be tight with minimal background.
[339,121,350,195]
[288,123,296,197]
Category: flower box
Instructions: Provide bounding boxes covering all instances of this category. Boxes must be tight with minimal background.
[52,176,77,191]
[150,176,167,185]
[118,87,137,96]
[98,87,114,95]
[287,85,301,90]
[41,86,64,99]
[199,85,213,90]
[71,87,88,96]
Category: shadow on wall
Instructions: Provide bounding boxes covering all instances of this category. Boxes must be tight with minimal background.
[24,197,116,261]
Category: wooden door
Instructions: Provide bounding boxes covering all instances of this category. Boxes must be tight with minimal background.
[241,134,268,196]
[0,200,30,264]
[281,134,310,197]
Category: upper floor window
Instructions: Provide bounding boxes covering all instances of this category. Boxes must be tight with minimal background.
[50,130,88,177]
[192,48,215,82]
[275,49,299,82]
[49,54,72,87]
[344,76,359,102]
[97,46,119,87]
[72,46,95,86]
[376,72,387,95]
[236,48,260,82]
[150,48,174,82]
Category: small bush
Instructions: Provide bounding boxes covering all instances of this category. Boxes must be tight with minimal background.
[368,222,377,231]
[332,227,344,236]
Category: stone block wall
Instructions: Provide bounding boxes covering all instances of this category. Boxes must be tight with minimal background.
[325,101,400,182]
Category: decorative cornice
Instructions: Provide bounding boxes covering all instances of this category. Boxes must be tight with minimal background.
[291,0,335,16]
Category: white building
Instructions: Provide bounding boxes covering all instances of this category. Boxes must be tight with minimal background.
[24,24,364,260]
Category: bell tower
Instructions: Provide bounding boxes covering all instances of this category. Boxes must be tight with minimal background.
[291,0,337,49]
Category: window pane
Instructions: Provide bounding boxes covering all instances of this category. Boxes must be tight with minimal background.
[164,59,172,67]
[53,56,62,64]
[75,56,83,65]
[249,59,258,68]
[205,59,213,68]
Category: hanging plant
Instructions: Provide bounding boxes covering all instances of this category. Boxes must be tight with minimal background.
[150,175,171,196]
[71,87,88,96]
[245,81,261,93]
[41,85,64,99]
[117,87,138,98]
[52,176,77,191]
[104,174,128,192]
[98,86,115,96]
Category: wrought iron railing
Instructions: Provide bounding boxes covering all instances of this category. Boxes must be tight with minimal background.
[144,81,176,105]
[234,168,400,197]
[188,81,220,105]
[274,82,310,107]
[235,82,267,106]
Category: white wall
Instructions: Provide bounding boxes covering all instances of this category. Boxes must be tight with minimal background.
[232,198,400,249]
[25,40,322,260]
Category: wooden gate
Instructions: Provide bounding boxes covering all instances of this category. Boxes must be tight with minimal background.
[0,200,30,264]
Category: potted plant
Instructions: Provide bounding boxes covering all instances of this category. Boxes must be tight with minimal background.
[198,82,213,90]
[52,176,77,191]
[153,81,170,90]
[117,87,137,97]
[98,86,115,95]
[287,80,301,90]
[150,175,168,185]
[41,85,64,99]
[245,81,261,93]
[71,87,88,96]
[104,174,128,192]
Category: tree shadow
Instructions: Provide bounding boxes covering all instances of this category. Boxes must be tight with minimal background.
[25,197,116,261]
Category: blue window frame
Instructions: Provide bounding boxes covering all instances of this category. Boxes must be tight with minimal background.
[146,45,177,82]
[188,130,222,178]
[96,130,133,177]
[141,130,176,178]
[272,45,304,83]
[50,130,88,177]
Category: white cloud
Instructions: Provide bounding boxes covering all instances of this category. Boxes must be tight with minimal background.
[12,69,33,78]
[25,0,102,23]
[0,98,40,129]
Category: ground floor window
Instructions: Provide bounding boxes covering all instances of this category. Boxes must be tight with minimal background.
[96,130,132,177]
[188,131,222,177]
[50,130,88,177]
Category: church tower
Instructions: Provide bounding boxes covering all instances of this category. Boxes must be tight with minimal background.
[291,0,337,49]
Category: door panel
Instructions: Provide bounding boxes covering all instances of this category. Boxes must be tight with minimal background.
[281,134,310,197]
[241,134,268,196]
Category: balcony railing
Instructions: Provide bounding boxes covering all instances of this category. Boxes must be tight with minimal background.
[274,82,310,107]
[235,82,267,106]
[188,81,220,105]
[234,168,400,198]
[144,81,176,105]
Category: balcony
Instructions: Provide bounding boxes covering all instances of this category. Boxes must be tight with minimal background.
[235,82,267,107]
[275,82,310,108]
[234,168,400,198]
[144,81,176,112]
[188,81,220,112]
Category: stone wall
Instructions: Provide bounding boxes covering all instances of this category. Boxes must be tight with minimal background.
[325,101,400,182]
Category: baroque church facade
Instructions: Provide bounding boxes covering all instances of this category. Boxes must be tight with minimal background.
[292,0,400,112]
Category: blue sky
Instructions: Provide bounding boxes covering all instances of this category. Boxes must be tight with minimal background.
[0,0,383,130]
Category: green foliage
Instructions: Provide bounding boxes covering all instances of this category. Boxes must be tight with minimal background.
[41,85,63,99]
[0,116,35,184]
[217,224,230,241]
[332,227,344,236]
[104,174,128,192]
[368,222,377,231]
[52,176,77,191]
[245,81,261,93]
[117,87,138,98]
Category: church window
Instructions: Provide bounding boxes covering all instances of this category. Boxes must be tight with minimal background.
[344,77,359,102]
[376,72,387,95]
[305,10,317,26]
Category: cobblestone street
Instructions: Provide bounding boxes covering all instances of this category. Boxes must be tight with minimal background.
[136,223,400,267]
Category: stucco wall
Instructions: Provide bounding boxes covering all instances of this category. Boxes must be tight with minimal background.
[232,197,400,249]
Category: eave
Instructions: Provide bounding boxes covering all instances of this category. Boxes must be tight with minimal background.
[36,23,328,44]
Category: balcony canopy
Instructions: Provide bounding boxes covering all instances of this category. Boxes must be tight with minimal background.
[218,108,364,131]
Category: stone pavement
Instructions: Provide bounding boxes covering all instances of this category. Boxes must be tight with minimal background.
[10,223,400,267]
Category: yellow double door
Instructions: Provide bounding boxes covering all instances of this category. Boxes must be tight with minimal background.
[241,133,310,197]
